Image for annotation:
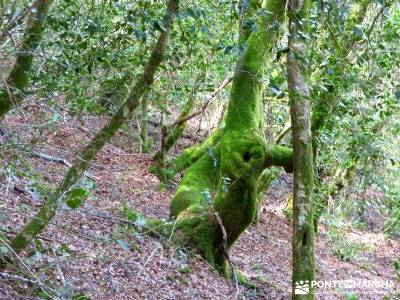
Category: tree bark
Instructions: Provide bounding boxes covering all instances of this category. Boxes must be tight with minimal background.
[139,93,151,153]
[287,0,315,298]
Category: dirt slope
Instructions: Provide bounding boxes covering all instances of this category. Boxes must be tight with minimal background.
[0,100,399,299]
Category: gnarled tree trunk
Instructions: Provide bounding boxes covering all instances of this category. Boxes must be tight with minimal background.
[169,0,290,272]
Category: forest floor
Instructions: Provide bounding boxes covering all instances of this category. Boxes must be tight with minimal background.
[0,99,399,299]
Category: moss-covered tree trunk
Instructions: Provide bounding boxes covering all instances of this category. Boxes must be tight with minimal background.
[0,0,53,118]
[287,0,315,298]
[169,0,290,272]
[1,0,179,265]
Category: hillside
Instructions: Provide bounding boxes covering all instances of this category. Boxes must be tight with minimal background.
[1,99,398,299]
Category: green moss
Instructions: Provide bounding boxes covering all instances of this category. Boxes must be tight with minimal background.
[210,0,286,248]
[168,0,288,273]
[225,0,286,132]
[0,93,13,117]
[164,0,292,275]
[10,195,57,253]
[214,129,267,246]
[283,195,293,222]
[9,0,53,90]
[175,212,221,268]
[264,145,293,172]
[151,128,223,183]
[236,270,256,288]
[170,145,220,217]
[171,127,223,173]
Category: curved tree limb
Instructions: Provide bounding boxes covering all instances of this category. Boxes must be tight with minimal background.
[274,120,291,144]
[264,145,293,172]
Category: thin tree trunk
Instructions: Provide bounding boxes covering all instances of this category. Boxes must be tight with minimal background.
[287,0,315,298]
[275,120,291,144]
[139,93,150,153]
[2,0,179,263]
[0,0,53,118]
[152,75,232,182]
[156,73,204,163]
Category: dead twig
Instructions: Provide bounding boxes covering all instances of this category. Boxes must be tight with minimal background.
[0,271,60,299]
[214,211,239,298]
[30,151,98,181]
[366,7,384,40]
[171,76,233,128]
[31,151,71,166]
[0,237,60,299]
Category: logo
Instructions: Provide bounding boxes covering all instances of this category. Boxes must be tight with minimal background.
[292,279,395,296]
[295,280,310,295]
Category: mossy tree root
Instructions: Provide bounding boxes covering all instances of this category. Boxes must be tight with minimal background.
[1,0,179,267]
